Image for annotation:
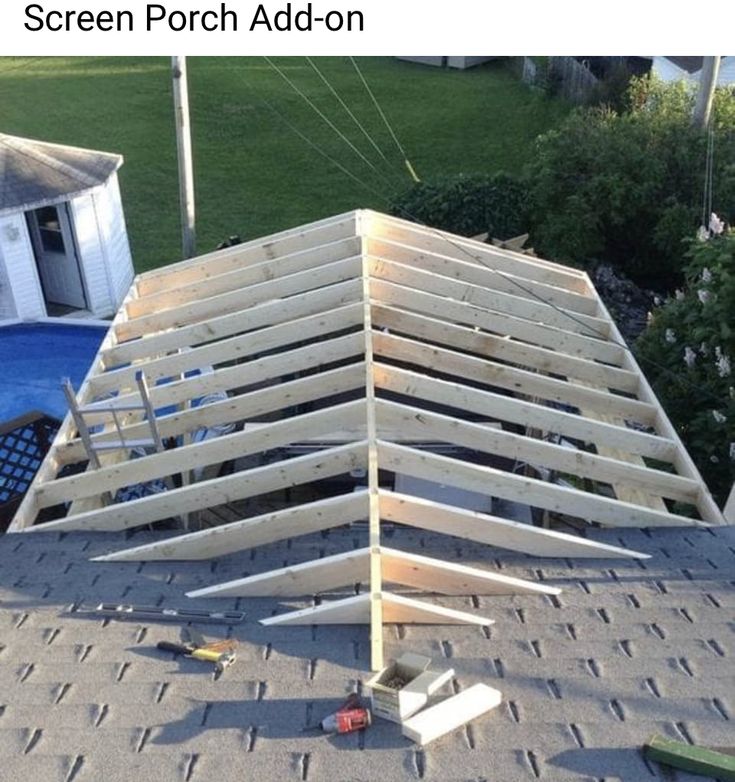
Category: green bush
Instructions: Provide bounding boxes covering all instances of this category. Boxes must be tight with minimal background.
[389,173,529,241]
[635,231,735,505]
[587,60,638,113]
[527,76,735,288]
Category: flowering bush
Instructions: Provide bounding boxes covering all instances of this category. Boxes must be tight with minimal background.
[636,231,735,505]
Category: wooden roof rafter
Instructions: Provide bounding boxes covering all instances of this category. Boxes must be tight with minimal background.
[10,209,727,671]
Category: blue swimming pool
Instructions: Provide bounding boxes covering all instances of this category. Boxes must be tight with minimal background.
[0,321,108,423]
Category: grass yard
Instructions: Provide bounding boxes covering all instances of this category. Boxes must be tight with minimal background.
[0,57,569,272]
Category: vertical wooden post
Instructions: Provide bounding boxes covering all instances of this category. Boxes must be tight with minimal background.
[359,211,384,672]
[172,56,196,259]
[693,56,721,130]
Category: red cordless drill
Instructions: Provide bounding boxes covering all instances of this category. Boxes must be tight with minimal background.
[303,693,372,734]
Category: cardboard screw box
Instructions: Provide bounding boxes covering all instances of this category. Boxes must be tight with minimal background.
[365,652,455,723]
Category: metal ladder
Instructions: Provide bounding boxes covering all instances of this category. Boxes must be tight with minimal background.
[62,372,164,469]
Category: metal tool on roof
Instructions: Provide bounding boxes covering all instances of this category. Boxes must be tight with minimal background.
[157,629,237,680]
[71,603,245,624]
[301,693,372,734]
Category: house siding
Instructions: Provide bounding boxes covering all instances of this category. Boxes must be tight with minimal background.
[95,173,134,305]
[0,249,18,320]
[70,174,133,318]
[70,191,113,317]
[0,213,44,320]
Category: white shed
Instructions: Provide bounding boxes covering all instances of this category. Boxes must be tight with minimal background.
[396,57,497,70]
[0,134,134,321]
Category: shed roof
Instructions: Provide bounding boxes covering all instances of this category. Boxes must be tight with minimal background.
[10,210,727,672]
[0,133,122,214]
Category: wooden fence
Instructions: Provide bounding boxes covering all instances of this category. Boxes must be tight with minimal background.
[521,56,599,103]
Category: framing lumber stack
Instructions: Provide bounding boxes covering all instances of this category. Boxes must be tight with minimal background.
[10,210,726,670]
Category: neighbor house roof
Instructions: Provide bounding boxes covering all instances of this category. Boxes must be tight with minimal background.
[664,56,704,74]
[10,210,726,673]
[652,56,735,86]
[0,133,122,215]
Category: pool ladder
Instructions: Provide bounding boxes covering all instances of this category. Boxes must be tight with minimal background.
[62,372,164,470]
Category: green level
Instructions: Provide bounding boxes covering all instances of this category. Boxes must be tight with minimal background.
[644,735,735,781]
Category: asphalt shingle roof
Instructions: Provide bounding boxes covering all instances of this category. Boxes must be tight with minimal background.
[664,57,705,74]
[0,134,122,214]
[1,522,733,782]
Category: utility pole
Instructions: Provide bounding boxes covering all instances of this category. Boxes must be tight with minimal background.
[172,56,196,259]
[692,56,721,129]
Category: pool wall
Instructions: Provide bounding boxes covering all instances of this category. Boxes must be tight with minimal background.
[0,317,111,422]
[0,316,112,329]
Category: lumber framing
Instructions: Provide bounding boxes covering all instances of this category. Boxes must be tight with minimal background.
[137,212,357,295]
[116,255,363,343]
[594,291,724,524]
[58,362,366,466]
[371,279,623,364]
[379,547,561,595]
[94,302,362,391]
[260,593,372,625]
[186,545,561,598]
[377,400,699,504]
[14,209,725,672]
[368,256,608,336]
[363,234,595,313]
[371,305,639,393]
[362,211,589,290]
[373,364,676,461]
[188,547,371,597]
[127,236,361,318]
[379,492,650,559]
[372,330,654,423]
[360,228,385,670]
[725,482,735,524]
[94,330,364,420]
[96,492,370,562]
[35,401,366,508]
[378,441,703,528]
[105,279,363,369]
[261,592,495,627]
[29,442,368,532]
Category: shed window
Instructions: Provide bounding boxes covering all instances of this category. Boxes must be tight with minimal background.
[35,206,65,254]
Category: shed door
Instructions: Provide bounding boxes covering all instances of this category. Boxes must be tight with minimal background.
[27,204,87,310]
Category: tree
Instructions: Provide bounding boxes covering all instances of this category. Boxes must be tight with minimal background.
[527,76,735,288]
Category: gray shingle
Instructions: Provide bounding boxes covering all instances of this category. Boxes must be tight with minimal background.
[0,134,122,214]
[0,524,733,780]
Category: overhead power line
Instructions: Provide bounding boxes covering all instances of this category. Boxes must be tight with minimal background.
[349,56,421,183]
[305,56,394,168]
[264,56,400,192]
[258,96,390,205]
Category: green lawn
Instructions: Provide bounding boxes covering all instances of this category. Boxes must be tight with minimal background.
[0,57,569,272]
